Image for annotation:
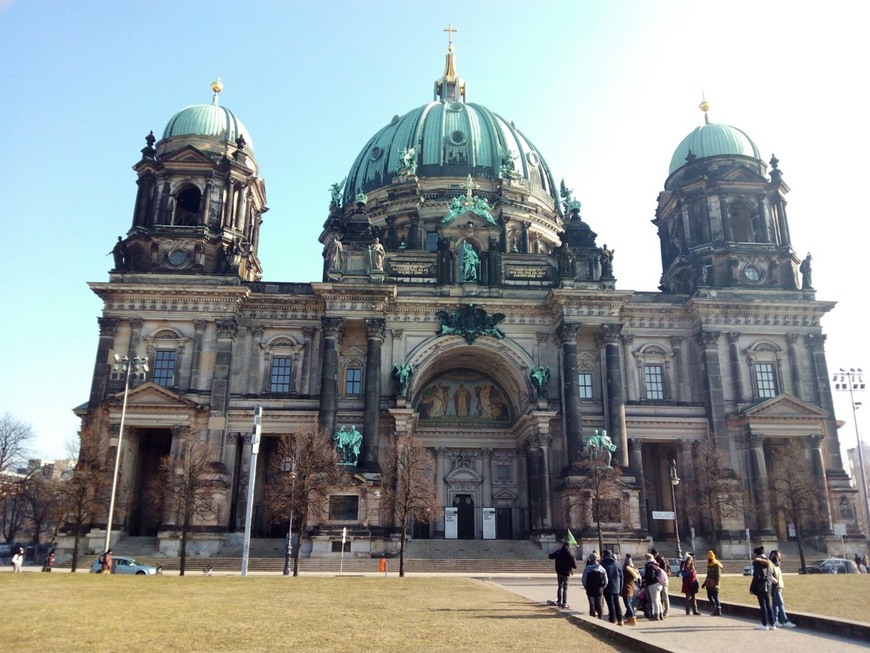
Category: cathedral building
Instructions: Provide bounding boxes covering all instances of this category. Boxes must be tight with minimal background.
[76,37,864,559]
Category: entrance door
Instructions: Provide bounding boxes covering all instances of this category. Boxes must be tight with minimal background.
[496,507,512,539]
[454,494,475,539]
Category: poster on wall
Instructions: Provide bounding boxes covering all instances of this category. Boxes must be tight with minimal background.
[482,508,496,540]
[445,507,458,539]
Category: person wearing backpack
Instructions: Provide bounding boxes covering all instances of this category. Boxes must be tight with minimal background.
[642,553,665,620]
[749,546,775,630]
[581,552,608,619]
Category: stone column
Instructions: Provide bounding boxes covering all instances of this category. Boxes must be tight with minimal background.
[527,432,553,529]
[804,435,834,532]
[436,447,448,533]
[786,334,802,399]
[806,333,845,470]
[557,321,583,466]
[622,335,636,401]
[696,331,728,449]
[745,433,773,532]
[89,317,119,407]
[599,324,628,467]
[189,320,207,391]
[248,325,264,394]
[128,318,144,358]
[211,320,238,414]
[301,327,316,396]
[671,335,687,403]
[482,448,493,507]
[319,318,342,440]
[362,318,385,470]
[727,332,744,403]
[629,438,648,530]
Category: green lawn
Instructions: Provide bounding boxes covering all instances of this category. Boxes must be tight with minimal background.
[1,575,632,653]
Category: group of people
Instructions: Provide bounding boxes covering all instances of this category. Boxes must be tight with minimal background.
[549,540,788,630]
[10,546,55,573]
[749,546,797,630]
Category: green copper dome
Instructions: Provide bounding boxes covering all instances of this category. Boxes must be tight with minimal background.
[669,121,760,174]
[162,103,254,153]
[345,100,557,203]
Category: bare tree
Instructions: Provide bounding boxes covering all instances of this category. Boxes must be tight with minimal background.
[56,416,109,571]
[157,429,225,576]
[0,412,33,473]
[574,457,627,554]
[265,423,344,576]
[770,439,826,573]
[0,472,29,544]
[685,439,745,552]
[380,433,440,577]
[20,472,62,545]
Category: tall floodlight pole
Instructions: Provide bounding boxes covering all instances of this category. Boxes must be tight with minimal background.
[242,406,262,577]
[105,355,148,554]
[834,368,869,536]
[669,458,683,562]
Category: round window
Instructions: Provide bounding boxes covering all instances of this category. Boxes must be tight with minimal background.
[743,265,761,281]
[370,146,383,162]
[167,249,189,267]
[526,151,540,166]
[450,130,466,145]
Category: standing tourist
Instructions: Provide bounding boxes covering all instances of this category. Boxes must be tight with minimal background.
[770,550,796,628]
[642,553,665,621]
[42,548,56,572]
[11,546,24,572]
[749,546,775,630]
[581,552,607,619]
[651,548,671,617]
[680,553,701,615]
[600,550,624,625]
[703,550,723,616]
[548,541,576,608]
[621,553,641,625]
[100,549,113,574]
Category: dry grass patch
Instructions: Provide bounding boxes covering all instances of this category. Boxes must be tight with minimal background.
[1,575,632,653]
[671,574,870,622]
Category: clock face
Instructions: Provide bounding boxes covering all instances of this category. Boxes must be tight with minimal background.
[744,265,761,281]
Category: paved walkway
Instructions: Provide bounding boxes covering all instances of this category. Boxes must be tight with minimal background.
[487,576,868,653]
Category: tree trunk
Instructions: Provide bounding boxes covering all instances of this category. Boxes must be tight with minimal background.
[796,521,807,573]
[179,516,190,576]
[399,527,407,578]
[71,529,82,572]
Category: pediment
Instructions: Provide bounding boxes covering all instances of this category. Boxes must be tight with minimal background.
[108,382,205,411]
[741,393,828,419]
[720,165,765,183]
[161,144,214,165]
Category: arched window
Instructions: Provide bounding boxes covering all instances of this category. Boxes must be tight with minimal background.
[745,342,783,400]
[632,344,674,401]
[730,202,753,242]
[173,185,202,226]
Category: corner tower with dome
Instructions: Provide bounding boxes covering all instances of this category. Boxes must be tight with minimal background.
[71,34,864,565]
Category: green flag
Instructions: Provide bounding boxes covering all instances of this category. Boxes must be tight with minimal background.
[566,528,577,548]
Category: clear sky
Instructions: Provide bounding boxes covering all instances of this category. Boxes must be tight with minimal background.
[1,0,868,470]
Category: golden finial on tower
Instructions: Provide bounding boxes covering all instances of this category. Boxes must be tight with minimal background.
[699,92,710,124]
[211,77,224,105]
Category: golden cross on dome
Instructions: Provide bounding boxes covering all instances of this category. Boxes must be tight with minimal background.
[463,174,479,198]
[443,23,458,45]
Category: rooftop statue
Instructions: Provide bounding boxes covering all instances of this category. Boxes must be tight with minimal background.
[461,243,480,282]
[329,178,345,210]
[397,146,418,175]
[392,362,414,398]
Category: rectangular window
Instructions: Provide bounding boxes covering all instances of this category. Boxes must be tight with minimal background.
[345,367,362,395]
[269,356,292,393]
[152,350,177,387]
[644,364,664,400]
[329,495,359,521]
[578,373,593,399]
[755,363,778,398]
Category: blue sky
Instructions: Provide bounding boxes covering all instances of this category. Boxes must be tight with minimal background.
[1,0,868,467]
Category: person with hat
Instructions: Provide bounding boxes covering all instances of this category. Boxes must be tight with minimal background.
[680,553,701,615]
[703,550,723,616]
[749,546,775,630]
[581,551,608,619]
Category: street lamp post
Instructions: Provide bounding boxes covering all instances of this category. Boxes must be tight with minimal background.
[105,354,148,554]
[282,457,297,577]
[669,458,683,561]
[834,368,869,536]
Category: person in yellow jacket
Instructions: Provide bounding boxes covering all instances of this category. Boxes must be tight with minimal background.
[703,550,723,616]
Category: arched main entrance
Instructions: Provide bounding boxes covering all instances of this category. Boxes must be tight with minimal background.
[454,494,475,539]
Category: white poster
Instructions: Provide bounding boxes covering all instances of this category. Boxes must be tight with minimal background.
[445,507,458,539]
[483,508,496,540]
